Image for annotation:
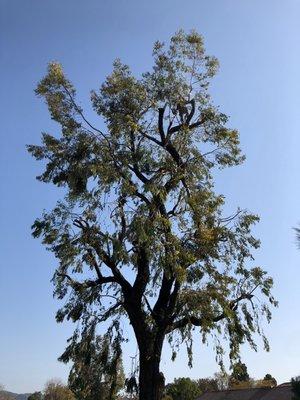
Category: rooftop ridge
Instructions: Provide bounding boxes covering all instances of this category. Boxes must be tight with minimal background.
[202,387,271,393]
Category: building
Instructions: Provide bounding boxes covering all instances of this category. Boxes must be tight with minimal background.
[197,383,293,400]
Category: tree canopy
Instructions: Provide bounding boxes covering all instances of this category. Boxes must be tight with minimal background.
[29,30,276,400]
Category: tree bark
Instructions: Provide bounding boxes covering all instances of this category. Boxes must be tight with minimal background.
[138,334,165,400]
[139,354,165,400]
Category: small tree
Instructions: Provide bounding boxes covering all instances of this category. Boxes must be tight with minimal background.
[229,362,253,389]
[166,378,201,400]
[44,379,74,400]
[213,372,229,391]
[261,374,277,387]
[29,30,277,400]
[231,362,250,382]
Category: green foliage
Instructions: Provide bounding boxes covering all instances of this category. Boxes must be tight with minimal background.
[59,323,124,400]
[166,378,202,400]
[230,362,250,382]
[229,362,253,389]
[292,376,300,400]
[165,373,229,398]
[44,380,74,400]
[29,30,277,394]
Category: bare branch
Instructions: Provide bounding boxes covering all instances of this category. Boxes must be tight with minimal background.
[61,83,108,140]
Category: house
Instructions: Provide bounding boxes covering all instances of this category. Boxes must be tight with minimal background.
[196,383,293,400]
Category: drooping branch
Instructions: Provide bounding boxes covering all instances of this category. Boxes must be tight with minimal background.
[61,82,109,141]
[95,301,123,323]
[167,291,255,333]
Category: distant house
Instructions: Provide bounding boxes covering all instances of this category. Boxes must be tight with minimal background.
[197,383,293,400]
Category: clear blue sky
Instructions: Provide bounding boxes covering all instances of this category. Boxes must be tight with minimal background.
[1,0,300,393]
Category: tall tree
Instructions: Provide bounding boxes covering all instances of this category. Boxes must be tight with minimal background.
[29,30,277,400]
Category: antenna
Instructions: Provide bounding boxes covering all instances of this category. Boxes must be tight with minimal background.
[130,355,136,376]
[126,350,139,399]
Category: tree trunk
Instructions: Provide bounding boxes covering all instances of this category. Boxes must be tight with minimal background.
[138,336,165,400]
[125,298,167,400]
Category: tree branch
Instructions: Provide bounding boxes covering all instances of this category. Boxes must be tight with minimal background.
[61,83,108,141]
[158,106,166,143]
[167,292,255,333]
[132,245,150,302]
[57,272,116,290]
[72,219,133,294]
[95,301,123,323]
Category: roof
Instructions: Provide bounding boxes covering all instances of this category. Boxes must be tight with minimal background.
[196,384,293,400]
[197,388,271,400]
[260,385,293,400]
